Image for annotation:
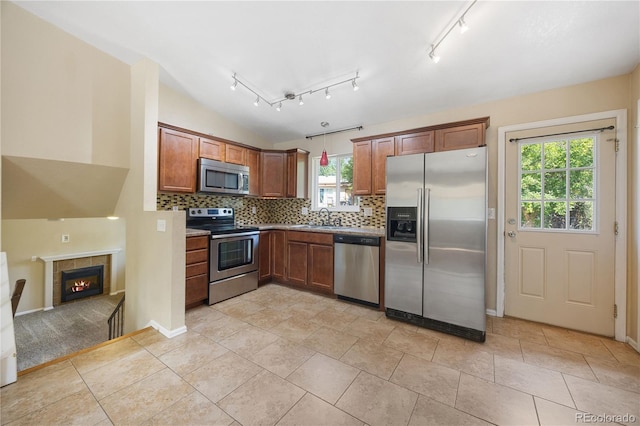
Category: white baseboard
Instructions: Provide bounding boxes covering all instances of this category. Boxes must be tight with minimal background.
[14,307,44,316]
[626,336,639,353]
[110,290,125,296]
[486,309,498,317]
[146,320,187,339]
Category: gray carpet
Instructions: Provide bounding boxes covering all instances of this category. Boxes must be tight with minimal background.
[13,294,122,371]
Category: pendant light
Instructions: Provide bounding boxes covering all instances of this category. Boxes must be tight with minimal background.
[320,121,329,166]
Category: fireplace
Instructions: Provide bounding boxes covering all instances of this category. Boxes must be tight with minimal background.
[60,265,104,303]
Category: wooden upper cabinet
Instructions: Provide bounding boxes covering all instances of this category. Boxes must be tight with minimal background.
[353,140,373,195]
[286,149,309,198]
[158,127,199,193]
[395,131,434,156]
[372,137,395,195]
[245,149,261,196]
[199,137,225,161]
[260,151,286,197]
[435,123,486,152]
[226,144,246,165]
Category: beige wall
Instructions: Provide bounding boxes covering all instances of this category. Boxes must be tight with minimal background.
[159,84,272,150]
[274,74,634,319]
[628,65,640,344]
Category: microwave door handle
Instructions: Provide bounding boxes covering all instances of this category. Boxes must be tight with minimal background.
[238,172,244,191]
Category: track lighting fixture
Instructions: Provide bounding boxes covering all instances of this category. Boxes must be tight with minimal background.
[428,0,476,64]
[229,71,360,111]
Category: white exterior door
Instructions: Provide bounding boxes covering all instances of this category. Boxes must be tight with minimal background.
[504,119,617,336]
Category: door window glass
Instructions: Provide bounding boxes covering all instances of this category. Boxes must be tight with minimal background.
[519,135,596,231]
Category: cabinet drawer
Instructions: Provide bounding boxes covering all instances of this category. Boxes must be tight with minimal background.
[287,231,333,245]
[186,236,209,250]
[186,274,208,304]
[186,248,208,265]
[186,261,208,278]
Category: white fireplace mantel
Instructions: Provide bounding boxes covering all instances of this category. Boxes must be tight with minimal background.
[39,249,121,311]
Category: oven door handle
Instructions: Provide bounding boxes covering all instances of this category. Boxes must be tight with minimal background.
[209,231,260,240]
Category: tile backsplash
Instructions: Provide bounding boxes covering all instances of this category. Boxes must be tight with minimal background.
[157,193,386,228]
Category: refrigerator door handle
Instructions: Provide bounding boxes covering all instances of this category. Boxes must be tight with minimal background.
[424,188,430,264]
[416,188,423,263]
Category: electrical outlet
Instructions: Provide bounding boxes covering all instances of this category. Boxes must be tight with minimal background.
[301,207,309,215]
[363,207,373,217]
[157,219,166,232]
[252,206,257,214]
[61,234,70,243]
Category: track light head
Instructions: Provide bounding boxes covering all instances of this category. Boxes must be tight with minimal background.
[299,95,304,106]
[276,102,282,111]
[429,47,441,64]
[230,79,237,91]
[254,96,260,106]
[325,88,331,99]
[352,79,359,91]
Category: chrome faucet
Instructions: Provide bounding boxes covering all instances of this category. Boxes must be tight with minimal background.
[318,208,331,226]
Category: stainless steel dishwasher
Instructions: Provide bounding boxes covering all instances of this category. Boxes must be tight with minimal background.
[333,234,380,307]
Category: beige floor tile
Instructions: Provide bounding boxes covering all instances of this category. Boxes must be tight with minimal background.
[310,307,359,331]
[271,316,322,342]
[340,339,403,380]
[432,339,495,382]
[144,391,235,426]
[7,389,108,426]
[189,313,250,342]
[287,300,331,318]
[586,355,640,393]
[564,374,640,424]
[83,348,166,400]
[264,295,305,311]
[159,335,228,376]
[542,327,617,361]
[465,332,524,361]
[390,354,460,407]
[218,370,305,426]
[520,339,596,380]
[287,352,360,404]
[601,339,640,367]
[1,361,87,423]
[376,316,419,332]
[383,328,438,361]
[212,296,243,309]
[99,368,195,425]
[534,397,609,426]
[408,395,491,426]
[491,316,548,345]
[249,338,315,378]
[276,393,364,426]
[302,326,358,359]
[345,316,395,344]
[342,303,384,321]
[336,371,418,426]
[185,304,226,328]
[219,325,280,357]
[244,307,293,330]
[494,355,574,407]
[485,315,494,334]
[183,351,263,403]
[71,337,145,374]
[215,299,266,319]
[455,373,538,425]
[133,330,199,357]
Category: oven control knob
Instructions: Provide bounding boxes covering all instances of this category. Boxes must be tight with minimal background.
[197,209,202,214]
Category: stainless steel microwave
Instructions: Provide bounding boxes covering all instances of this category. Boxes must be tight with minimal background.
[198,158,250,195]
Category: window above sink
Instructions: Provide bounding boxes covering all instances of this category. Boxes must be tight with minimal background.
[311,153,359,212]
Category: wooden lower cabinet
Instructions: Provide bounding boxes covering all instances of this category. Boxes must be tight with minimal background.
[271,230,287,282]
[286,231,334,294]
[286,241,308,286]
[185,235,209,309]
[258,231,272,283]
[308,243,334,293]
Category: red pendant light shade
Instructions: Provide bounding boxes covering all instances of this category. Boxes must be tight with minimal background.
[320,149,329,166]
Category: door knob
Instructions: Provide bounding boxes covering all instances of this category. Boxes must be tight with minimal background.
[507,231,516,237]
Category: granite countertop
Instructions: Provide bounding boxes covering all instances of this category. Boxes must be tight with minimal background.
[186,224,384,237]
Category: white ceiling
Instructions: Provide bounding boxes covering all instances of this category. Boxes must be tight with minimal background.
[13,1,640,143]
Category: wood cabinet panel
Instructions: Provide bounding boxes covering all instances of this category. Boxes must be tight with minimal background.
[186,248,208,264]
[261,152,287,197]
[186,275,209,307]
[287,241,308,286]
[246,149,261,196]
[186,262,208,277]
[395,131,434,156]
[308,243,334,293]
[287,231,333,245]
[435,123,485,151]
[199,137,225,161]
[272,230,287,281]
[353,140,372,195]
[186,236,209,250]
[186,235,209,309]
[158,128,199,193]
[372,137,395,195]
[286,150,309,198]
[259,231,272,283]
[225,144,246,165]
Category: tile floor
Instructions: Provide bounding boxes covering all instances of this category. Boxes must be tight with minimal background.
[2,283,639,426]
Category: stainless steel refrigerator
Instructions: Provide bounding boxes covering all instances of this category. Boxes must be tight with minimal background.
[385,146,487,342]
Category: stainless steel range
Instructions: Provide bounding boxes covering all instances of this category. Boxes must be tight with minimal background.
[186,208,259,304]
